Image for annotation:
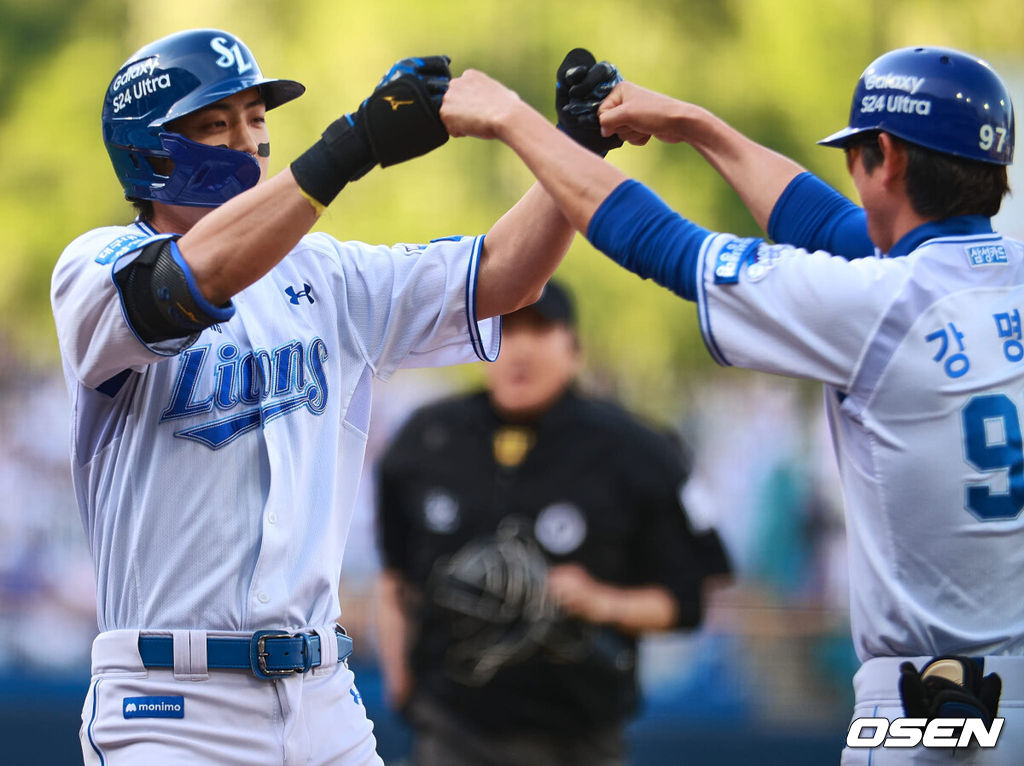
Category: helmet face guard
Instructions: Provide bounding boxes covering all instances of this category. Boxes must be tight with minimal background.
[102,29,305,207]
[819,46,1014,165]
[123,133,262,207]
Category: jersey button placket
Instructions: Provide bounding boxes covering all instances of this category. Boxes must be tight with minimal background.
[252,508,282,610]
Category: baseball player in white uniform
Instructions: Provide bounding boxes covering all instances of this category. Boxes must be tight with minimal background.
[439,47,1024,763]
[52,29,584,765]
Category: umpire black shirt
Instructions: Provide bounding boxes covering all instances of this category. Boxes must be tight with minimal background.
[377,388,730,735]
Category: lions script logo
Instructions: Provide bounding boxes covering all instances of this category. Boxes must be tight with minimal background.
[160,338,329,449]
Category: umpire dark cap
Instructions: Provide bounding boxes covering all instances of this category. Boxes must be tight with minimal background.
[524,280,576,328]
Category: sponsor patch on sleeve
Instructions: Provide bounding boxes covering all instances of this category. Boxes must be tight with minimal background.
[94,233,150,265]
[965,244,1007,268]
[712,237,762,284]
[745,242,788,282]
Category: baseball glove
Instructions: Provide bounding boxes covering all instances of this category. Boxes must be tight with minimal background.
[899,656,1002,725]
[428,522,558,686]
[556,47,624,155]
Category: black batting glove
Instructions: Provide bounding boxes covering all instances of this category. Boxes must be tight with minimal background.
[354,55,452,167]
[556,48,623,156]
[291,56,452,208]
[899,656,1002,726]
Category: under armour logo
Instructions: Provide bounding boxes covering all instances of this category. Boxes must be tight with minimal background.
[382,96,414,111]
[285,284,315,305]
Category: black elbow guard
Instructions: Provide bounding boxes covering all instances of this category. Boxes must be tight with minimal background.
[114,237,234,344]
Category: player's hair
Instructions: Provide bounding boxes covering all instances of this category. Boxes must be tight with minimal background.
[131,198,154,222]
[854,132,1009,219]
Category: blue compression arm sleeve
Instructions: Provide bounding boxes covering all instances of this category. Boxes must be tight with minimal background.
[587,180,712,302]
[767,172,874,259]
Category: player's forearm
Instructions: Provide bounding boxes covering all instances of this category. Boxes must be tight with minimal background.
[595,584,680,634]
[178,169,319,306]
[679,104,805,231]
[476,183,575,319]
[376,570,415,707]
[677,105,872,255]
[550,564,682,633]
[495,97,712,304]
[493,102,629,238]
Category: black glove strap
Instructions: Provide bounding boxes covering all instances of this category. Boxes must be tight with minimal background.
[290,116,375,209]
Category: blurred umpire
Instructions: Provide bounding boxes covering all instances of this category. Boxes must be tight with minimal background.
[375,280,731,766]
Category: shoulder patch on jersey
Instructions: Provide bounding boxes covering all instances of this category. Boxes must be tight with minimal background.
[429,235,465,243]
[746,242,788,282]
[94,232,151,265]
[712,237,762,284]
[965,244,1008,268]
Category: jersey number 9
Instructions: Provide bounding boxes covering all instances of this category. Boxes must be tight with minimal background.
[962,393,1024,520]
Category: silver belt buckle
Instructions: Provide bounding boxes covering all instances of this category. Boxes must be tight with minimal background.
[249,630,294,679]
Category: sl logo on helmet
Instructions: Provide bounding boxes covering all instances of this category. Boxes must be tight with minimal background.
[211,37,253,75]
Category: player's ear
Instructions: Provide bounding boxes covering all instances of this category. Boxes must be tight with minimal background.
[877,132,909,187]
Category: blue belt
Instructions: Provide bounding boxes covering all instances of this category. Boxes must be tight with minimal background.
[138,629,354,680]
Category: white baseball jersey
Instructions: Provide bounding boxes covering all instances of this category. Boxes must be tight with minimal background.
[52,220,499,634]
[695,221,1024,662]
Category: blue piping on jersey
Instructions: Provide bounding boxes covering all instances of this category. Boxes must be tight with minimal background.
[87,678,105,765]
[696,236,732,367]
[586,181,734,362]
[465,235,499,362]
[866,705,878,766]
[134,220,158,237]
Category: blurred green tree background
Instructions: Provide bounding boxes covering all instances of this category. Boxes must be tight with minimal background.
[2,0,1023,418]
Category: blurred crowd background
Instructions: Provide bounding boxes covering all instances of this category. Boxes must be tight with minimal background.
[2,0,1024,762]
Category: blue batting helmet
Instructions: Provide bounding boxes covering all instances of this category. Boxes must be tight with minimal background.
[102,29,305,207]
[819,46,1014,165]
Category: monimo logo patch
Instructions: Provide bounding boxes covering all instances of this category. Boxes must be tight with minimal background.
[123,696,184,719]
